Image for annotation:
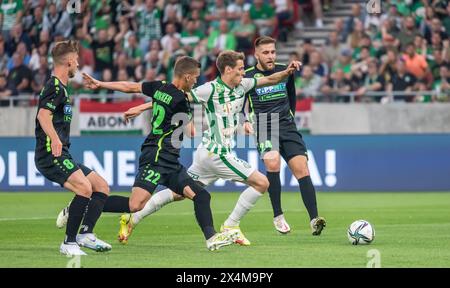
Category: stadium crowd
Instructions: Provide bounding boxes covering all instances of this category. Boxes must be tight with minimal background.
[0,0,449,105]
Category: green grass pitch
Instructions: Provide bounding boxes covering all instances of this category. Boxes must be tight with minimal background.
[0,191,449,268]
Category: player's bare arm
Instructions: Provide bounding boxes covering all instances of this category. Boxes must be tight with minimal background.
[123,102,153,123]
[36,108,62,157]
[82,72,142,93]
[185,120,196,138]
[255,61,302,87]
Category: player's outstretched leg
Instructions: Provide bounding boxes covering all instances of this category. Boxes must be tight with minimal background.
[117,187,150,244]
[221,171,268,246]
[184,182,238,251]
[77,171,111,252]
[288,155,326,236]
[264,151,291,234]
[60,170,93,256]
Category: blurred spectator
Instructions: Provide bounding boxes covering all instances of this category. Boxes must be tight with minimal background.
[162,3,183,33]
[82,14,126,80]
[7,52,32,94]
[424,17,448,45]
[0,36,8,74]
[25,5,44,47]
[429,48,449,80]
[163,0,183,26]
[31,55,50,94]
[344,3,365,41]
[207,19,236,55]
[295,65,321,99]
[347,19,365,49]
[227,0,251,28]
[125,33,143,68]
[309,51,327,80]
[232,12,256,53]
[6,24,31,56]
[0,0,24,34]
[180,18,205,55]
[298,38,315,66]
[0,73,16,106]
[7,41,30,70]
[395,16,421,51]
[274,0,295,42]
[43,2,73,39]
[322,31,346,68]
[205,0,228,30]
[321,68,352,102]
[433,64,450,102]
[144,49,167,78]
[354,60,385,102]
[379,48,398,83]
[161,22,181,54]
[334,18,346,43]
[136,0,162,54]
[387,58,417,102]
[332,48,353,80]
[443,3,450,35]
[402,42,429,82]
[28,43,48,71]
[351,46,372,80]
[297,0,324,28]
[249,0,276,37]
[114,52,135,80]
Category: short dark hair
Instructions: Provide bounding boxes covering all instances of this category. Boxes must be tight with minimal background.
[173,56,200,77]
[216,50,245,74]
[254,36,276,47]
[51,40,79,65]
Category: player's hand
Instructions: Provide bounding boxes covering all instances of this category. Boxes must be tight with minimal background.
[82,73,101,90]
[286,61,302,74]
[123,107,142,123]
[51,138,63,157]
[244,121,254,135]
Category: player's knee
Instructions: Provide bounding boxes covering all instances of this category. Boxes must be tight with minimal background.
[191,185,210,203]
[265,160,280,172]
[257,176,270,193]
[96,179,110,195]
[173,193,185,201]
[129,199,145,212]
[77,181,93,198]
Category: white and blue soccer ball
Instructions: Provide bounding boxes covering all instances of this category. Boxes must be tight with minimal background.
[347,220,375,245]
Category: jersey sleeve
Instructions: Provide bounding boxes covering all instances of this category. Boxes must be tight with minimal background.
[141,81,164,97]
[190,82,214,104]
[38,82,64,112]
[241,77,257,93]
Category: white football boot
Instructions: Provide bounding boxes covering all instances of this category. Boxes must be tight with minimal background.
[76,233,112,252]
[60,242,87,256]
[56,202,71,229]
[273,214,291,234]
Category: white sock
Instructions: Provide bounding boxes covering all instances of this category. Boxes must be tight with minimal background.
[132,189,174,225]
[224,187,263,227]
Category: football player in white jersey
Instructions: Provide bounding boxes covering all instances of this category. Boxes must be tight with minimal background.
[115,50,301,246]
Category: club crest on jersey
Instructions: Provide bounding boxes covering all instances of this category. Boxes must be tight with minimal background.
[216,83,225,94]
[254,73,264,78]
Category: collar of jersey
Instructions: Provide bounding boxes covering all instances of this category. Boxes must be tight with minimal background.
[216,77,234,91]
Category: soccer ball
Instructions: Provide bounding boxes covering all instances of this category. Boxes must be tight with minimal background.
[347,220,375,245]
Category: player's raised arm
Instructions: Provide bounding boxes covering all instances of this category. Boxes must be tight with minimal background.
[255,61,302,87]
[123,102,153,123]
[82,72,142,93]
